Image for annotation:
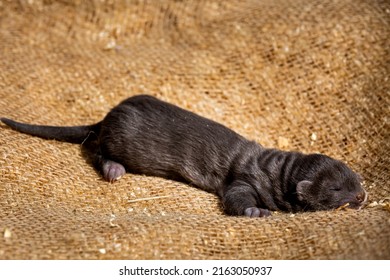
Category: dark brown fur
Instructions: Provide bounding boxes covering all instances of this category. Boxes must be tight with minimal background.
[1,95,367,217]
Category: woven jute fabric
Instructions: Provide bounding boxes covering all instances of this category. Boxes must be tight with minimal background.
[0,0,389,260]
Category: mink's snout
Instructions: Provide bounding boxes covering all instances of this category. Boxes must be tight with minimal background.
[356,192,365,203]
[347,189,368,209]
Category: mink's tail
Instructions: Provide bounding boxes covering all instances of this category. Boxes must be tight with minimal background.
[1,118,101,144]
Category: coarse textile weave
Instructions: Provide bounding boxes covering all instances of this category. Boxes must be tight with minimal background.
[0,0,389,259]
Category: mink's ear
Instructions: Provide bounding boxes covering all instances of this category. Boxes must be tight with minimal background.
[296,180,313,201]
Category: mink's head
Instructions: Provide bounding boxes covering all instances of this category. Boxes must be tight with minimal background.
[295,154,367,211]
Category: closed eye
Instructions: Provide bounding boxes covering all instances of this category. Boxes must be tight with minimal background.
[331,187,342,191]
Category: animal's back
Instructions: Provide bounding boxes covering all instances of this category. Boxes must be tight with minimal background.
[98,95,250,193]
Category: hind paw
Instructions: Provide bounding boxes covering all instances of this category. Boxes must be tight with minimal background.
[102,160,126,182]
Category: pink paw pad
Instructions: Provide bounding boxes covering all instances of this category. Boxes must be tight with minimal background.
[102,160,126,182]
[244,207,271,218]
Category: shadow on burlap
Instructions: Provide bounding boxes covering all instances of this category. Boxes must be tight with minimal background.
[0,0,389,259]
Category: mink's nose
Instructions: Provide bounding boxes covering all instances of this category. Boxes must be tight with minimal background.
[356,191,366,203]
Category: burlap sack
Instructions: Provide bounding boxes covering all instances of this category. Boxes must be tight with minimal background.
[0,0,389,259]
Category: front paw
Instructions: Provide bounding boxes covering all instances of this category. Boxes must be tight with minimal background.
[244,207,271,218]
